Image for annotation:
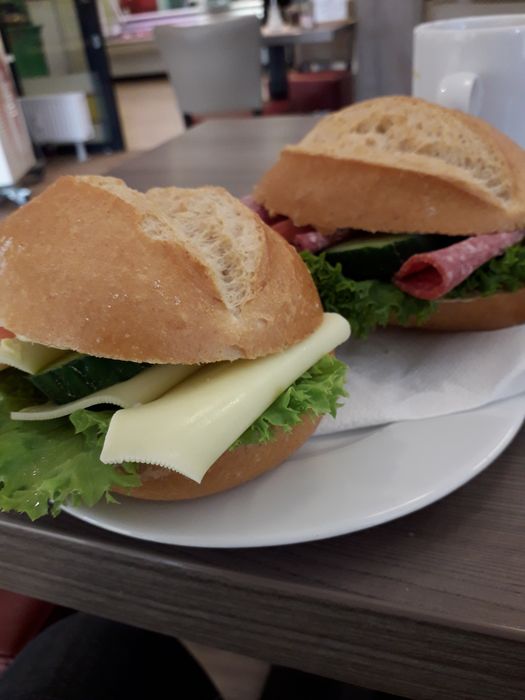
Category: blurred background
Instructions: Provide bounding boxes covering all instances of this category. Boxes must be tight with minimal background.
[0,0,524,697]
[0,0,523,207]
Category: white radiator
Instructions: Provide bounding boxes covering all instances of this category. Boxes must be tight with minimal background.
[20,92,94,161]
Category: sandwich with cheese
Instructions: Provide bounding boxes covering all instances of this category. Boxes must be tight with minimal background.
[0,175,350,521]
[250,96,525,335]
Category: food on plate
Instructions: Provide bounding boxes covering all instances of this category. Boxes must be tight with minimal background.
[0,175,350,520]
[249,96,525,335]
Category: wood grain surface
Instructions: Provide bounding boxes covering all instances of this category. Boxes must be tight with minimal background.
[0,116,524,699]
[110,115,319,195]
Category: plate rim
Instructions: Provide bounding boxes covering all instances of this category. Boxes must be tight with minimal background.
[63,395,525,548]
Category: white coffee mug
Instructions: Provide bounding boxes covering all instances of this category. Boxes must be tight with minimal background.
[413,14,525,147]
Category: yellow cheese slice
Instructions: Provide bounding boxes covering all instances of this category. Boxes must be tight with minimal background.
[0,338,66,374]
[101,313,350,483]
[10,364,199,421]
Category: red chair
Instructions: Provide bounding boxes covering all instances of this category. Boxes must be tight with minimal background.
[263,69,353,115]
[0,589,56,673]
[186,69,353,127]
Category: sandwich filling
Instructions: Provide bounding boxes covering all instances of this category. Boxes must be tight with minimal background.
[244,197,525,336]
[0,314,350,520]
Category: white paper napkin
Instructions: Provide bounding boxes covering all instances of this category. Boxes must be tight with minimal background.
[317,325,525,434]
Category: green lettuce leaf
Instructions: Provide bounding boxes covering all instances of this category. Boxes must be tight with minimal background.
[447,243,525,299]
[303,244,525,333]
[232,354,348,448]
[0,353,349,520]
[302,251,434,338]
[0,371,140,521]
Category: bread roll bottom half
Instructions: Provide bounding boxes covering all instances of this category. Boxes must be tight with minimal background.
[113,414,321,501]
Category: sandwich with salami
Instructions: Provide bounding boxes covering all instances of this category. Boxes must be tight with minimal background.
[250,96,525,335]
[0,176,350,520]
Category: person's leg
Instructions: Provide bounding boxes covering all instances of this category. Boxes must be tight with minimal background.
[0,612,221,700]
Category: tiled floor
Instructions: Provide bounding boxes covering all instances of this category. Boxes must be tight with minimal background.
[115,77,185,151]
[185,642,269,700]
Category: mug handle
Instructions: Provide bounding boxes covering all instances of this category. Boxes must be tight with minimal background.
[436,72,483,115]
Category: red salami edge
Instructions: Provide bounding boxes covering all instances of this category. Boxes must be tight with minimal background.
[394,231,525,300]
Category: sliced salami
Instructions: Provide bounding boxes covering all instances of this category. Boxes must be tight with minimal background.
[271,219,315,244]
[270,219,352,252]
[243,197,354,253]
[294,230,331,252]
[241,195,285,226]
[271,219,340,252]
[394,230,525,300]
[293,228,353,253]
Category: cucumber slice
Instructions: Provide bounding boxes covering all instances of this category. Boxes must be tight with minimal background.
[325,233,458,282]
[30,353,149,405]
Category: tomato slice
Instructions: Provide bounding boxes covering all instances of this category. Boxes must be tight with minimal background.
[0,327,14,339]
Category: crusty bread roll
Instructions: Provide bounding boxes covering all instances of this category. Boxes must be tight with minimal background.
[254,96,525,235]
[254,97,525,332]
[393,287,525,332]
[0,175,322,364]
[115,414,321,501]
[0,177,329,502]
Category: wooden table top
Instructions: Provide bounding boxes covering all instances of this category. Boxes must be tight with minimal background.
[1,116,524,699]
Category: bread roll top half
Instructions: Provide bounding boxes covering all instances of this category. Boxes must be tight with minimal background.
[254,96,525,235]
[0,176,322,364]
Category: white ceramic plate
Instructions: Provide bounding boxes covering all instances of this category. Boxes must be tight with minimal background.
[63,394,525,548]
